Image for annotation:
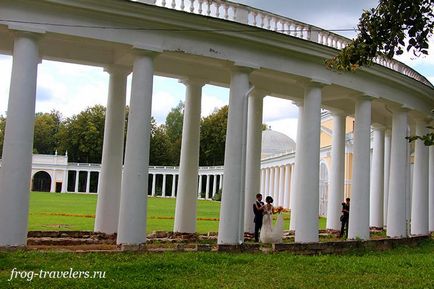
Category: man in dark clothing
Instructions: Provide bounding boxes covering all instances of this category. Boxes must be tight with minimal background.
[253,193,264,242]
[339,198,350,238]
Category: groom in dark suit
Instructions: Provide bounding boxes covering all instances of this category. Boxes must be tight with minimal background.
[253,193,264,242]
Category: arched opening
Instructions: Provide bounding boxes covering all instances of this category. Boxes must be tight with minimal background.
[32,171,52,192]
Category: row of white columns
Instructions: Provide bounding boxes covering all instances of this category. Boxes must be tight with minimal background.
[260,165,293,209]
[325,104,433,240]
[0,32,432,247]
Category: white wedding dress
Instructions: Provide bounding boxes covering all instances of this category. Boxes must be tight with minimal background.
[259,205,284,244]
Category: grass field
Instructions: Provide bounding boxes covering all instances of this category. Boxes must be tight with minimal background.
[28,192,326,233]
[1,240,433,288]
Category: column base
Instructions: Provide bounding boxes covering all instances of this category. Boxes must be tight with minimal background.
[118,243,147,251]
[0,245,26,252]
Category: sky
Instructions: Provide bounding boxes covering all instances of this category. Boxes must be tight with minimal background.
[0,0,432,142]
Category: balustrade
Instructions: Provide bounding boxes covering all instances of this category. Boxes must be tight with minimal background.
[132,0,432,87]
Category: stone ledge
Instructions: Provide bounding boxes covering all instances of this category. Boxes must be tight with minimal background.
[217,243,261,252]
[272,235,429,255]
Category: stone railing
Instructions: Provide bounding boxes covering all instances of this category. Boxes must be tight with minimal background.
[131,0,433,88]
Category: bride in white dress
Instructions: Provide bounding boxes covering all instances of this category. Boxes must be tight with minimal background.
[259,196,284,244]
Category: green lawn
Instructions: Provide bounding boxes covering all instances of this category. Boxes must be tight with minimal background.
[1,240,433,288]
[28,192,326,233]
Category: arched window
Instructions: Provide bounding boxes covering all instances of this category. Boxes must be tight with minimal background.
[32,171,52,192]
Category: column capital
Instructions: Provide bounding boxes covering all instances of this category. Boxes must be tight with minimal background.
[231,62,258,74]
[328,108,346,116]
[179,77,206,87]
[104,64,131,76]
[297,78,331,89]
[371,123,386,130]
[386,104,410,113]
[131,47,160,59]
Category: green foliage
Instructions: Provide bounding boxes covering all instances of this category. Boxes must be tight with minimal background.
[57,105,106,163]
[326,0,434,71]
[212,189,222,201]
[150,118,174,166]
[406,126,434,146]
[165,101,184,165]
[200,106,228,166]
[33,110,62,154]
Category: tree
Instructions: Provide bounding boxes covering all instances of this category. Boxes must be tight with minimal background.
[57,105,106,163]
[149,117,173,165]
[33,111,62,154]
[200,106,228,166]
[165,101,184,165]
[326,0,434,71]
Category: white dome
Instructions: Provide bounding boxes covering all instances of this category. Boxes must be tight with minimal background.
[261,129,296,158]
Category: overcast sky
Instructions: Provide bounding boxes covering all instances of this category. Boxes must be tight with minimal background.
[0,0,432,142]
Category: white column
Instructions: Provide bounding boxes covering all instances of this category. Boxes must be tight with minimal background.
[75,171,80,192]
[218,66,251,245]
[278,165,285,206]
[290,103,304,231]
[264,168,270,195]
[205,175,210,200]
[86,171,91,193]
[269,167,275,199]
[289,164,295,209]
[387,108,408,238]
[283,165,291,209]
[244,92,264,233]
[411,120,429,235]
[219,175,223,190]
[62,169,68,193]
[171,174,176,197]
[117,51,156,245]
[429,143,434,232]
[383,129,391,225]
[162,174,167,197]
[212,175,217,197]
[326,112,346,230]
[151,174,156,196]
[348,96,371,240]
[197,175,203,198]
[369,125,385,228]
[260,169,265,194]
[0,32,40,246]
[50,170,56,192]
[271,166,280,202]
[295,83,322,243]
[174,79,203,232]
[93,64,128,234]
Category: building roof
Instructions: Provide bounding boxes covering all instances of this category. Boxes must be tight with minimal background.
[261,128,296,158]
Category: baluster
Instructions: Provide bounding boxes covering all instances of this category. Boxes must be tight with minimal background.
[170,0,175,8]
[180,0,185,10]
[216,3,220,17]
[260,14,265,28]
[252,11,257,26]
[198,0,203,14]
[223,3,229,19]
[207,0,211,16]
[274,18,279,31]
[190,0,195,12]
[162,0,167,7]
[294,25,299,37]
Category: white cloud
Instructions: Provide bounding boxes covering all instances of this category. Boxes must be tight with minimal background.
[151,90,184,124]
[263,96,298,122]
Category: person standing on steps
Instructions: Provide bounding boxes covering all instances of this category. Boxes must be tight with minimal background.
[253,193,264,242]
[339,198,350,239]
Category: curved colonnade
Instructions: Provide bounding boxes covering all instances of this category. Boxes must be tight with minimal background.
[0,0,432,246]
